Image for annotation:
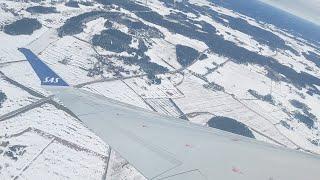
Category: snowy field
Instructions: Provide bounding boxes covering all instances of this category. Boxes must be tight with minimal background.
[0,0,320,179]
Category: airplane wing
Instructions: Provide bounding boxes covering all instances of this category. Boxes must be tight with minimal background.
[20,48,320,180]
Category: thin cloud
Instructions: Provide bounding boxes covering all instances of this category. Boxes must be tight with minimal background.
[260,0,320,25]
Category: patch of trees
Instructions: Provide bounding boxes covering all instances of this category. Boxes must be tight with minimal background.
[26,6,57,14]
[248,89,276,105]
[302,51,320,68]
[4,18,42,35]
[293,112,315,129]
[208,116,255,138]
[0,91,7,108]
[92,29,132,53]
[176,45,199,67]
[58,11,121,37]
[290,99,317,129]
[65,1,80,8]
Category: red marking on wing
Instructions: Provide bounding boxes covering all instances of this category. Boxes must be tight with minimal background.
[232,167,243,174]
[231,138,240,142]
[185,144,193,148]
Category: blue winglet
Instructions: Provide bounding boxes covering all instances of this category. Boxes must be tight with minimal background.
[18,48,69,87]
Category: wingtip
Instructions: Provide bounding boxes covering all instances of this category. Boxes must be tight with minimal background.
[18,47,69,87]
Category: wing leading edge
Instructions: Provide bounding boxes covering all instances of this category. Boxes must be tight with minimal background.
[21,48,320,180]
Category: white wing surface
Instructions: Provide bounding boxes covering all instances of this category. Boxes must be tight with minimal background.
[21,48,320,180]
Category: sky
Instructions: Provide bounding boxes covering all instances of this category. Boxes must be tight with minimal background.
[260,0,320,26]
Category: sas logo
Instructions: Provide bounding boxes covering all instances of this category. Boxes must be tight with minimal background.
[44,77,60,84]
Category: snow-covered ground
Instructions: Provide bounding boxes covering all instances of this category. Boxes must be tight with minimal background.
[0,0,320,179]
